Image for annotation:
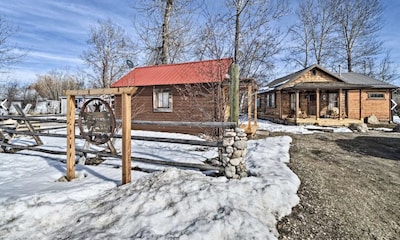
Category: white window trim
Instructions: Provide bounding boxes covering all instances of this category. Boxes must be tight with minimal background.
[266,93,276,108]
[367,92,385,99]
[153,87,173,112]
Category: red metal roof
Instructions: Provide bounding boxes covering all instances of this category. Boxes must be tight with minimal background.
[111,58,233,87]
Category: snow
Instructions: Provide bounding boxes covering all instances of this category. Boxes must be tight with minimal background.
[255,118,353,134]
[0,119,356,239]
[394,115,400,124]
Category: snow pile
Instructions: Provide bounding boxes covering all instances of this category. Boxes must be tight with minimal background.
[0,133,299,239]
[256,118,352,134]
[394,115,400,124]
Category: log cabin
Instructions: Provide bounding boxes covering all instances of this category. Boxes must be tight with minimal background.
[258,64,398,126]
[111,58,257,135]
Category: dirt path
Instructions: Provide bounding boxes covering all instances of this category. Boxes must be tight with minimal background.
[276,131,400,240]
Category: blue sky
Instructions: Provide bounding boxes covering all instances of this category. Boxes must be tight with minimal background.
[0,0,399,86]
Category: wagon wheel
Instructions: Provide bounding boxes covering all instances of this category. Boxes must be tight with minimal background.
[78,98,116,145]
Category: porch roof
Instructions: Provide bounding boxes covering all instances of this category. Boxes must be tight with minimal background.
[283,82,369,91]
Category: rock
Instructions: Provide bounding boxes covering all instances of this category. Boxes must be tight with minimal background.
[231,150,243,158]
[237,132,247,137]
[233,140,247,150]
[349,123,368,133]
[229,158,242,166]
[239,171,248,178]
[235,127,245,133]
[367,114,379,124]
[225,146,234,154]
[223,137,234,146]
[224,131,236,137]
[225,166,236,178]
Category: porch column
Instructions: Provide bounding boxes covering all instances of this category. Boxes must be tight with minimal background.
[316,89,320,120]
[254,86,258,126]
[359,89,363,120]
[247,85,252,129]
[279,91,283,119]
[339,88,343,120]
[295,90,300,121]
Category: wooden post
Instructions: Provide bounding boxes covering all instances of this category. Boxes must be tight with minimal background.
[279,91,283,119]
[230,63,239,124]
[247,85,252,129]
[66,95,76,180]
[254,86,258,126]
[13,104,43,146]
[295,90,300,122]
[65,87,137,185]
[339,88,343,120]
[121,92,132,184]
[316,89,320,120]
[359,89,363,120]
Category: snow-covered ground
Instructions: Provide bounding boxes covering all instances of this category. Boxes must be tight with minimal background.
[0,118,395,239]
[394,115,400,124]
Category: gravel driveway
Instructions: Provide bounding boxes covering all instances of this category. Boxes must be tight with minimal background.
[276,131,400,240]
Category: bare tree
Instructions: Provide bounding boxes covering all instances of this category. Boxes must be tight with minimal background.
[0,15,25,74]
[286,0,339,68]
[335,0,383,72]
[285,17,312,68]
[32,68,83,100]
[196,0,288,80]
[82,19,137,88]
[132,0,198,65]
[362,51,399,83]
[1,81,19,108]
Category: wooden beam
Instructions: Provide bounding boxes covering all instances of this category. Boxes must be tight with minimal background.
[295,90,300,122]
[65,87,137,96]
[316,89,320,120]
[13,104,43,146]
[129,120,236,128]
[247,85,252,129]
[230,63,240,124]
[279,91,283,119]
[254,87,258,126]
[121,92,132,184]
[66,95,76,180]
[359,89,363,120]
[339,88,343,120]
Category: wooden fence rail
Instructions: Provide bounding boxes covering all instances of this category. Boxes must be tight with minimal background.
[0,128,222,147]
[0,115,230,175]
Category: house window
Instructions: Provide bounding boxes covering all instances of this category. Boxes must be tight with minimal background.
[290,93,296,110]
[328,93,338,110]
[368,92,385,99]
[265,93,276,108]
[153,87,172,112]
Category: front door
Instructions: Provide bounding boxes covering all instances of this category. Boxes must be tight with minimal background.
[308,93,316,115]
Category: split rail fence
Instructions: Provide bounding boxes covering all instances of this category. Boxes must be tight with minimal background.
[0,113,236,178]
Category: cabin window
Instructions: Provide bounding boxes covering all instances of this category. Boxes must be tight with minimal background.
[368,92,385,99]
[265,93,276,108]
[153,87,173,112]
[290,93,296,110]
[328,93,338,109]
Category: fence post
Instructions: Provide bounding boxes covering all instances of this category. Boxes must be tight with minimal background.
[121,92,132,184]
[230,63,240,124]
[66,95,76,180]
[219,127,248,179]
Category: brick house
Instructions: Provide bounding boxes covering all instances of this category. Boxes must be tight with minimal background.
[258,64,398,126]
[111,58,257,134]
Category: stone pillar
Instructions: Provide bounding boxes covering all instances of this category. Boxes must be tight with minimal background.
[219,128,248,179]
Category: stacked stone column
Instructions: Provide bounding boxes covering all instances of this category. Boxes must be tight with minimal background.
[219,128,248,179]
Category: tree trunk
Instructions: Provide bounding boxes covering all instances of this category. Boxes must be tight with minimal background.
[161,0,173,64]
